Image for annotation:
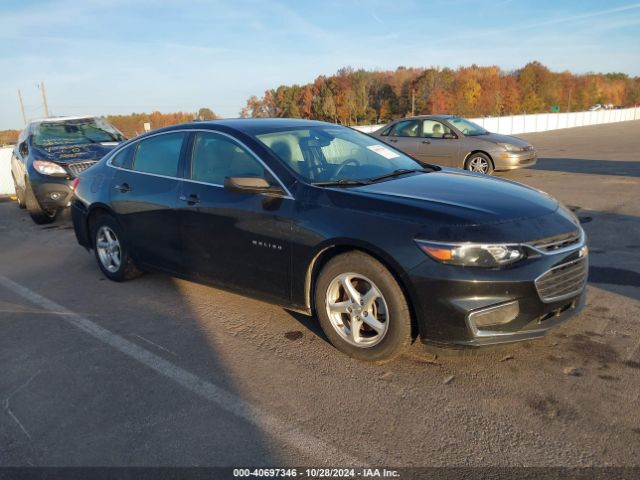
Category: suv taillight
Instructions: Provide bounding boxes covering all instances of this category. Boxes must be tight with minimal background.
[72,177,81,191]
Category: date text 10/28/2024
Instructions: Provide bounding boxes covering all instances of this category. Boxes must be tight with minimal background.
[233,468,400,478]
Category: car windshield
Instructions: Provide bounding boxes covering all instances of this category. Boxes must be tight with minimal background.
[255,126,426,184]
[448,117,489,136]
[33,118,125,147]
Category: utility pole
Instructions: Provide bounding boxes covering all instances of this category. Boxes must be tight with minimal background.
[40,81,50,117]
[411,88,415,117]
[567,86,572,112]
[17,89,27,125]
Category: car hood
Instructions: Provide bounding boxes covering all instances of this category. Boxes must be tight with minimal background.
[32,142,120,163]
[473,132,530,148]
[336,169,578,243]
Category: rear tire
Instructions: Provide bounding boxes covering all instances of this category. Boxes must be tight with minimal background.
[465,153,494,175]
[314,251,412,362]
[91,213,143,282]
[24,180,57,224]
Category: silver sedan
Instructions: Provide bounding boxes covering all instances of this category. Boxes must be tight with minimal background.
[372,115,537,175]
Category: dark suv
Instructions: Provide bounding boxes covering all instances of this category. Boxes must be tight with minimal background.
[11,116,125,224]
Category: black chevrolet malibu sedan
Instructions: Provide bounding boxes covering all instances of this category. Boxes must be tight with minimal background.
[71,119,588,361]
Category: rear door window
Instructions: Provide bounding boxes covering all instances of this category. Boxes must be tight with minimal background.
[110,146,133,168]
[131,132,186,177]
[388,120,419,137]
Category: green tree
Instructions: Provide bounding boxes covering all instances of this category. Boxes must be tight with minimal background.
[196,107,217,120]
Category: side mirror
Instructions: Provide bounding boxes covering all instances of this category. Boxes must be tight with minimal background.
[224,176,284,195]
[443,133,457,140]
[19,142,28,156]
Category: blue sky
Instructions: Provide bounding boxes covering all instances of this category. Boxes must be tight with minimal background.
[1,0,639,129]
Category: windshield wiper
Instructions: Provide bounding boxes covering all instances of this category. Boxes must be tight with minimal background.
[312,179,371,187]
[367,168,431,183]
[312,167,435,187]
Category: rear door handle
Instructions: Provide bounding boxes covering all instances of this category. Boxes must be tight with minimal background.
[114,183,132,193]
[388,138,398,143]
[422,140,431,144]
[179,194,200,205]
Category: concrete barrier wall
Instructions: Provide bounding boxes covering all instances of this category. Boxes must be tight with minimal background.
[0,147,14,195]
[352,107,640,135]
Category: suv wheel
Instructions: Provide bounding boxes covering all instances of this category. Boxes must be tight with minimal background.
[24,180,57,224]
[314,251,412,362]
[91,214,143,282]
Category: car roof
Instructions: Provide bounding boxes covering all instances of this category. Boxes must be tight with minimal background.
[198,117,330,130]
[29,115,97,125]
[161,118,339,136]
[396,114,458,121]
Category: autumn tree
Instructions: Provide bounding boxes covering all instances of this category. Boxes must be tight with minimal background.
[238,62,638,122]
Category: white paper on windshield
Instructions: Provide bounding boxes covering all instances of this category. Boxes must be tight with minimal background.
[367,144,400,159]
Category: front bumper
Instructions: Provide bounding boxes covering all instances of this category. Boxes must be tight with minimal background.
[407,243,587,347]
[493,150,537,171]
[30,176,73,209]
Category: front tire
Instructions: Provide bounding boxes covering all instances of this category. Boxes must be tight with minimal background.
[314,251,412,362]
[24,180,57,224]
[12,174,26,209]
[465,153,494,175]
[91,214,143,282]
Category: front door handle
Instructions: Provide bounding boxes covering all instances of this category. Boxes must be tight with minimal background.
[422,140,431,144]
[114,183,132,193]
[179,194,200,206]
[388,138,398,143]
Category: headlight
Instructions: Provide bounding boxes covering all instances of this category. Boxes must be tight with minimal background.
[497,142,523,152]
[33,160,67,176]
[416,240,526,267]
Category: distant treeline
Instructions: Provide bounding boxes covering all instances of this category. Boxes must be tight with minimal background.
[106,108,217,138]
[239,61,640,125]
[0,108,218,143]
[0,130,19,145]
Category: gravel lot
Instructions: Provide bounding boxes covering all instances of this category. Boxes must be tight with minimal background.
[0,121,639,467]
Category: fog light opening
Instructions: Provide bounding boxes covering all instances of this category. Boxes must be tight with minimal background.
[49,192,64,201]
[469,301,519,335]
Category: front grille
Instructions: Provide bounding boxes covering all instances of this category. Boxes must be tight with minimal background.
[529,229,581,253]
[523,145,534,151]
[65,161,97,177]
[535,257,588,303]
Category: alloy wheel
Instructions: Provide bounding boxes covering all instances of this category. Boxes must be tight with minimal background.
[468,156,490,173]
[96,226,122,273]
[325,272,389,347]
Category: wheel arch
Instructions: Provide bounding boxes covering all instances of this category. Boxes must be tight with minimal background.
[86,203,118,247]
[304,240,421,339]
